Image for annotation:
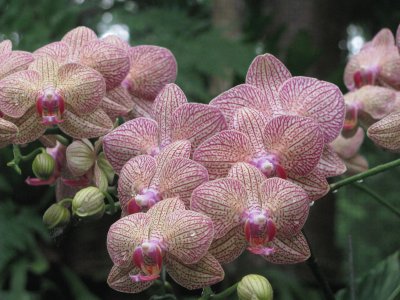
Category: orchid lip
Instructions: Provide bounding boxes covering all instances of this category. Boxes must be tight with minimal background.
[243,209,276,248]
[249,153,286,179]
[127,188,162,214]
[36,88,65,125]
[132,241,164,282]
[353,67,380,88]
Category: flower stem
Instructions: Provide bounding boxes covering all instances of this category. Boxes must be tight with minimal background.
[329,158,400,191]
[44,127,64,135]
[352,184,400,218]
[7,145,45,174]
[103,192,120,215]
[210,283,238,299]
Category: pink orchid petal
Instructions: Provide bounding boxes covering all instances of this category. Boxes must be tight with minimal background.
[0,50,34,80]
[101,96,130,121]
[102,86,134,120]
[345,154,369,174]
[0,40,12,55]
[0,118,18,147]
[129,95,153,119]
[261,178,309,236]
[171,103,227,150]
[193,130,255,179]
[279,76,345,143]
[126,45,177,99]
[62,26,97,61]
[33,41,70,64]
[0,70,40,118]
[371,28,395,47]
[191,178,247,239]
[103,118,159,174]
[246,53,292,111]
[102,35,130,54]
[367,111,400,152]
[147,197,186,233]
[263,115,324,177]
[315,145,347,177]
[58,107,113,139]
[107,213,150,267]
[210,84,271,125]
[107,265,154,293]
[157,158,208,207]
[397,25,400,49]
[29,56,59,86]
[331,127,365,159]
[232,107,270,151]
[289,169,329,201]
[165,253,224,290]
[155,140,191,167]
[57,63,106,115]
[209,226,247,264]
[263,232,310,264]
[380,54,400,89]
[118,155,157,214]
[152,83,187,146]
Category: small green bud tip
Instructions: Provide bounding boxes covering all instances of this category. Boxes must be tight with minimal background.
[237,274,273,300]
[72,187,105,220]
[43,203,70,229]
[32,152,55,180]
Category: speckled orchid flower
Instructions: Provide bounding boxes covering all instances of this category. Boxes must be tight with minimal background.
[0,56,112,143]
[367,110,400,152]
[107,197,224,293]
[118,141,208,215]
[103,83,227,173]
[331,128,368,174]
[191,162,310,264]
[344,28,400,90]
[0,117,18,148]
[211,54,345,144]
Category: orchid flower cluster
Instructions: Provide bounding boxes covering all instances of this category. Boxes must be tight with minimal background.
[0,26,350,295]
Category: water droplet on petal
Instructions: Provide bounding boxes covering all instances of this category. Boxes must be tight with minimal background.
[309,201,315,207]
[332,190,338,194]
[356,179,363,183]
[190,232,196,237]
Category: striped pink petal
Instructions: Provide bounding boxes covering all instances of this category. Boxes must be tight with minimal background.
[118,156,157,214]
[0,118,18,147]
[165,253,224,290]
[191,178,247,239]
[210,84,270,125]
[0,40,11,55]
[371,28,395,47]
[193,130,255,179]
[171,103,227,149]
[367,111,400,151]
[147,197,186,233]
[103,118,159,174]
[0,70,40,118]
[289,170,329,201]
[263,232,310,264]
[0,50,34,79]
[33,41,70,63]
[107,212,150,267]
[209,226,247,264]
[62,26,97,61]
[129,95,153,118]
[152,83,187,146]
[102,35,130,54]
[28,55,59,85]
[102,88,134,121]
[232,107,270,151]
[107,265,154,294]
[246,53,292,111]
[331,127,364,159]
[7,107,46,144]
[260,178,309,237]
[125,45,177,99]
[315,145,347,177]
[58,107,113,139]
[279,76,345,143]
[379,52,400,89]
[155,140,191,167]
[263,115,324,177]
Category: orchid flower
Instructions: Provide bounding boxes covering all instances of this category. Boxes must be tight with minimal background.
[0,117,18,148]
[344,28,400,90]
[107,197,224,293]
[118,141,208,215]
[191,162,310,264]
[367,110,400,152]
[103,83,227,173]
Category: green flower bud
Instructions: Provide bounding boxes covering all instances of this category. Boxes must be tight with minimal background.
[72,187,105,220]
[66,139,95,176]
[32,152,56,180]
[237,274,273,300]
[97,152,115,184]
[43,203,70,229]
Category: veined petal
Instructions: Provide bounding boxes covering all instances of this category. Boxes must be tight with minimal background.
[118,155,157,214]
[94,162,108,192]
[102,96,131,120]
[0,118,18,147]
[171,103,227,150]
[263,232,310,264]
[129,95,153,118]
[102,35,130,54]
[126,45,177,99]
[107,213,150,267]
[263,115,324,177]
[331,127,364,159]
[7,107,46,144]
[232,107,270,151]
[191,178,247,239]
[0,40,11,55]
[209,226,247,264]
[62,26,97,61]
[57,63,106,114]
[278,76,345,143]
[165,253,224,290]
[367,111,400,151]
[315,145,347,177]
[246,53,292,111]
[29,56,59,86]
[147,197,186,234]
[0,70,40,118]
[58,107,113,139]
[107,265,154,293]
[261,178,309,236]
[102,86,134,119]
[0,51,34,79]
[152,83,187,146]
[210,84,271,125]
[33,41,70,63]
[66,139,95,176]
[289,170,329,202]
[103,118,159,174]
[193,130,255,179]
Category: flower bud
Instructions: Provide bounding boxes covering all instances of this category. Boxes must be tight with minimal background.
[72,187,105,220]
[97,152,115,183]
[66,139,95,176]
[43,203,70,229]
[32,152,56,180]
[237,274,273,300]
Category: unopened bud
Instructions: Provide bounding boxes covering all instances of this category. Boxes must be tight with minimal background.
[32,152,55,180]
[237,274,273,300]
[66,139,95,176]
[97,152,115,184]
[72,187,105,220]
[43,203,70,229]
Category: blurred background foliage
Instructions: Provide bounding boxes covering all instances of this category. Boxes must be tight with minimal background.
[0,0,400,299]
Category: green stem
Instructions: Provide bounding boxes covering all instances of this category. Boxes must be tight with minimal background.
[21,147,45,161]
[210,283,238,299]
[353,184,400,218]
[44,127,64,135]
[7,145,45,174]
[330,158,400,191]
[103,192,120,215]
[198,287,213,300]
[54,134,70,146]
[58,198,73,208]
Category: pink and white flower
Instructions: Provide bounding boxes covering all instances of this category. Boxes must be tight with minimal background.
[367,110,400,152]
